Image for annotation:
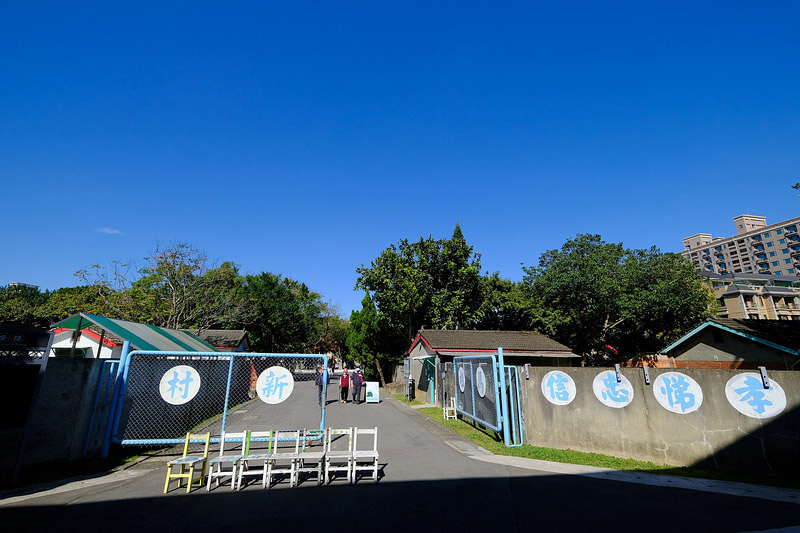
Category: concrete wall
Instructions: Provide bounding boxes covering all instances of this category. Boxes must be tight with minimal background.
[521,366,800,478]
[22,358,104,466]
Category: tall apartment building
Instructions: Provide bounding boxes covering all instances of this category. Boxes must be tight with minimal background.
[682,214,800,277]
[707,272,800,320]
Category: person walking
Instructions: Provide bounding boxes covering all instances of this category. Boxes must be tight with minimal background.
[339,368,350,403]
[316,365,326,406]
[352,367,364,404]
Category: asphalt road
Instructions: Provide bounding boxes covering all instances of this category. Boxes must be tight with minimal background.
[1,393,799,533]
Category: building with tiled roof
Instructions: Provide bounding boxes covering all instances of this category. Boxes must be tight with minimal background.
[650,318,800,370]
[50,313,219,358]
[184,329,249,352]
[404,328,578,404]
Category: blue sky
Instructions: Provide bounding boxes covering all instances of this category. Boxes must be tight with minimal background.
[2,2,799,315]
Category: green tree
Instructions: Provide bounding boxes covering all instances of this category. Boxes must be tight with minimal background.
[313,304,349,362]
[472,273,538,331]
[346,293,391,384]
[240,273,325,353]
[39,285,109,324]
[523,234,714,365]
[429,223,484,329]
[0,285,49,328]
[77,244,247,330]
[355,224,484,350]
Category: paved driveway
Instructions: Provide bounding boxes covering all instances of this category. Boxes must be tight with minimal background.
[1,395,799,532]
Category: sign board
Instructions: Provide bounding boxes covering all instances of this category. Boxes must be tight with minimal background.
[365,381,380,403]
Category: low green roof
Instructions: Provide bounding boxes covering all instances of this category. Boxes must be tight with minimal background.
[51,313,218,352]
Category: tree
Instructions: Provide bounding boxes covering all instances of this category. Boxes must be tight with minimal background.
[76,244,247,330]
[471,273,539,331]
[346,293,390,385]
[522,234,714,365]
[240,273,325,353]
[312,303,349,362]
[0,285,49,328]
[354,224,484,349]
[39,285,109,324]
[429,223,484,329]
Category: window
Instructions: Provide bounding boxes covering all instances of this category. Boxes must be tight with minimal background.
[789,269,795,274]
[764,232,771,237]
[767,242,774,247]
[783,248,790,254]
[786,258,792,264]
[772,261,779,266]
[780,239,785,244]
[775,270,782,275]
[770,251,776,257]
[777,229,783,234]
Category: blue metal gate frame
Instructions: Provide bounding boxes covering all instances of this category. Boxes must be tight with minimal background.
[453,347,523,448]
[98,344,327,457]
[453,354,502,432]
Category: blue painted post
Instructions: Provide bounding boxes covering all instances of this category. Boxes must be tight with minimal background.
[497,347,511,447]
[469,360,477,420]
[220,354,236,435]
[101,341,130,458]
[512,367,523,446]
[320,355,328,429]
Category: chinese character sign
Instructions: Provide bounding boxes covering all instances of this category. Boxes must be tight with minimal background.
[725,373,786,419]
[653,372,703,414]
[592,371,634,408]
[541,370,576,406]
[475,366,488,398]
[159,365,202,405]
[256,366,295,405]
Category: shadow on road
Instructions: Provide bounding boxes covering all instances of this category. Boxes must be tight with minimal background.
[2,473,799,533]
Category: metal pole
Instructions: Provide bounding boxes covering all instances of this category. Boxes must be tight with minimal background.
[220,355,236,435]
[101,341,130,458]
[69,315,83,357]
[497,347,511,447]
[320,355,328,430]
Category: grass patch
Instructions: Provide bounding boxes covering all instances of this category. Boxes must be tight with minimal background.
[392,393,427,406]
[414,407,800,490]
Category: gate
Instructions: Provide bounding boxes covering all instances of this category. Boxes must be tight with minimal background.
[99,347,327,452]
[453,348,523,447]
[453,355,501,431]
[503,365,523,447]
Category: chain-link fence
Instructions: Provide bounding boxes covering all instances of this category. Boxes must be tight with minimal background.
[116,351,327,445]
[453,355,500,431]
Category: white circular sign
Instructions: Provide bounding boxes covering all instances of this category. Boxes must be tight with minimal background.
[159,365,202,405]
[592,370,634,408]
[725,372,787,419]
[653,372,703,414]
[475,366,487,398]
[458,366,466,393]
[256,366,295,404]
[541,370,576,406]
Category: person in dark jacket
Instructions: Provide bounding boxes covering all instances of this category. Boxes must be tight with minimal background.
[315,365,325,405]
[352,368,364,404]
